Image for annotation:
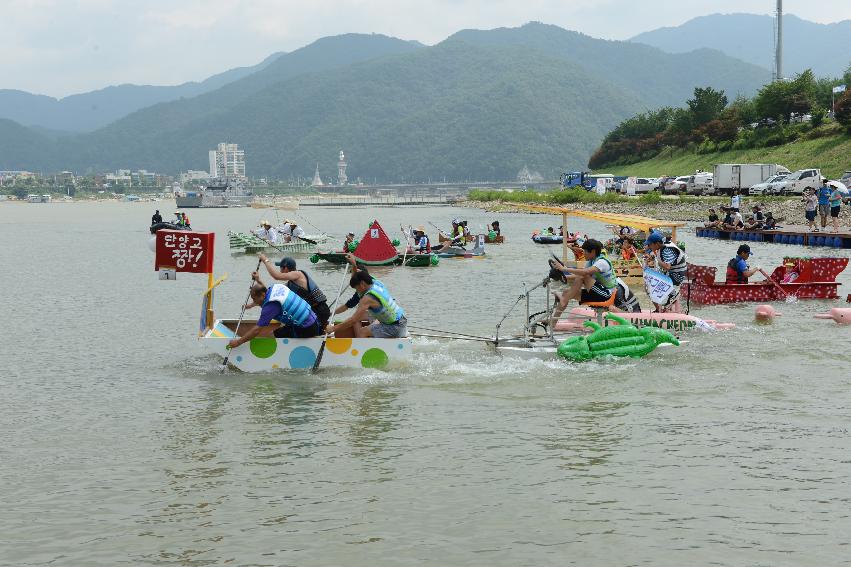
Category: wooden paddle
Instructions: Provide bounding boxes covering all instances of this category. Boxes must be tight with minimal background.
[312,263,351,372]
[221,259,262,372]
[760,268,797,303]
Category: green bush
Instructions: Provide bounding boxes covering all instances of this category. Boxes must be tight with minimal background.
[638,191,662,204]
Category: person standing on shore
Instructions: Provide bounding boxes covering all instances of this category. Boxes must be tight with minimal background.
[817,179,832,229]
[829,184,844,233]
[803,188,818,231]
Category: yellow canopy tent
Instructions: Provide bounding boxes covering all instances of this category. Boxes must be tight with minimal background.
[517,204,686,262]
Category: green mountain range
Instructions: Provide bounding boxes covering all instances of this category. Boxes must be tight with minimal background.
[632,13,851,79]
[1,23,774,180]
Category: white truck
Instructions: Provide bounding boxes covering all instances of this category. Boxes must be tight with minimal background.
[774,168,822,196]
[712,164,790,195]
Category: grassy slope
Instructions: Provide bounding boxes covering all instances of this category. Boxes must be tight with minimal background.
[604,130,851,179]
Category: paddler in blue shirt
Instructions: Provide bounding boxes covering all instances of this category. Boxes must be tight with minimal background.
[328,254,407,339]
[226,281,322,350]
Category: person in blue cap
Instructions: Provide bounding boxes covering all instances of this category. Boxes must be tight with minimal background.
[644,231,687,312]
[725,244,762,284]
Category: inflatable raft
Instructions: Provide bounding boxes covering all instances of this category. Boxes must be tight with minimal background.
[554,307,735,333]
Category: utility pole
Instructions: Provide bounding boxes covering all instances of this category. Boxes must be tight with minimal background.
[774,0,783,81]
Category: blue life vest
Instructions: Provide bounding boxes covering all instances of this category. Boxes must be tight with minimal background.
[366,279,405,324]
[264,284,314,327]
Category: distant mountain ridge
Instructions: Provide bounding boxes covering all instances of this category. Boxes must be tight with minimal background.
[0,51,285,133]
[631,13,851,78]
[0,23,772,180]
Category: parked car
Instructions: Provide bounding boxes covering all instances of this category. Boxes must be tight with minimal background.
[774,168,822,195]
[620,177,656,194]
[663,176,690,194]
[749,174,788,195]
[656,176,675,191]
[687,172,714,195]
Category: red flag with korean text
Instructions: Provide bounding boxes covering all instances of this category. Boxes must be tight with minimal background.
[155,230,215,274]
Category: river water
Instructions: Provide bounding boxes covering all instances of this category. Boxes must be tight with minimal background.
[2,201,850,566]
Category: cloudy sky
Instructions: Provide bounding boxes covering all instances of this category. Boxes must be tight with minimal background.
[3,0,850,97]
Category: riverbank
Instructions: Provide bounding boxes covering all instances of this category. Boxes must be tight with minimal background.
[462,195,807,223]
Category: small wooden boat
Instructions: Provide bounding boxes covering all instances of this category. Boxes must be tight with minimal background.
[228,231,327,254]
[682,257,847,305]
[438,233,475,244]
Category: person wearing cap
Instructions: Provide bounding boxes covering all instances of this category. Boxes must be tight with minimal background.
[343,232,356,253]
[174,211,184,227]
[277,219,293,240]
[644,231,687,312]
[414,226,430,253]
[817,178,832,229]
[256,254,330,327]
[781,260,799,283]
[284,222,306,243]
[725,244,761,284]
[254,220,278,243]
[151,210,162,225]
[228,280,321,348]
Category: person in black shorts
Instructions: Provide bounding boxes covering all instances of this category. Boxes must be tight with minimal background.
[549,239,618,320]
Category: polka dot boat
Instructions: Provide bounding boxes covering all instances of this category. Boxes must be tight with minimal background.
[204,319,412,372]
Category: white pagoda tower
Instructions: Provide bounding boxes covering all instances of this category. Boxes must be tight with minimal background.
[337,150,348,186]
[311,163,323,186]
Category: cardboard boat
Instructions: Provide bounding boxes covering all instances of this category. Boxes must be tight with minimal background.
[682,257,847,305]
[203,319,412,371]
[228,230,328,254]
[554,307,735,333]
[439,233,503,244]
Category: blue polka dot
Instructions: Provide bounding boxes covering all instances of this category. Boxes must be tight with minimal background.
[282,338,289,344]
[288,346,316,369]
[235,355,243,362]
[397,343,404,349]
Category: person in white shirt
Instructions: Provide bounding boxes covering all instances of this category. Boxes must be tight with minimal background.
[254,221,278,243]
[276,221,293,240]
[287,222,305,242]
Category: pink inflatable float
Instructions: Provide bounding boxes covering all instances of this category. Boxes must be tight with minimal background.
[755,304,781,322]
[814,307,851,325]
[555,308,735,333]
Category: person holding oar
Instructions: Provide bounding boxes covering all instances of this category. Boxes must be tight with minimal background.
[326,254,407,339]
[225,277,322,351]
[256,254,331,328]
[725,244,762,284]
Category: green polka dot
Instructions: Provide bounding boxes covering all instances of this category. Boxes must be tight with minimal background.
[361,348,389,369]
[249,337,277,359]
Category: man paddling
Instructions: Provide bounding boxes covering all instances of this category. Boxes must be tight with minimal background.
[256,254,331,327]
[327,254,407,338]
[725,244,762,284]
[151,210,162,225]
[226,281,322,349]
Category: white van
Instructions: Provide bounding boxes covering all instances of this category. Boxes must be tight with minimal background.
[687,172,714,195]
[775,169,822,196]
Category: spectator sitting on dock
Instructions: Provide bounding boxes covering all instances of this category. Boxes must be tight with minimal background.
[704,208,721,228]
[743,215,762,230]
[752,206,765,223]
[762,212,778,230]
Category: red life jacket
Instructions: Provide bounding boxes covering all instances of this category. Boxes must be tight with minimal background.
[725,257,748,284]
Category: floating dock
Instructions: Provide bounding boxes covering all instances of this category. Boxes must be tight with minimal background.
[695,225,851,249]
